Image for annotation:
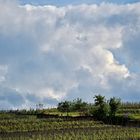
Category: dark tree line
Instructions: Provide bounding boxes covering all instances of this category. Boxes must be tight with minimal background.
[57,98,88,116]
[57,95,121,120]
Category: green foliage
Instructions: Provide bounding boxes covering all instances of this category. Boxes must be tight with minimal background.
[1,127,140,140]
[92,103,109,120]
[57,98,88,115]
[109,97,121,117]
[90,95,122,120]
[0,116,139,140]
[0,103,140,140]
[92,95,109,120]
[57,101,71,116]
[56,95,139,121]
[72,98,88,112]
[94,94,105,106]
[129,114,140,120]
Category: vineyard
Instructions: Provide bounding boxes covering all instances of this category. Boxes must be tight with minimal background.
[0,99,140,140]
[0,114,140,140]
[1,126,140,140]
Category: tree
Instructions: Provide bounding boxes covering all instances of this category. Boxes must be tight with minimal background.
[57,101,71,116]
[92,94,109,120]
[94,94,105,106]
[72,98,88,112]
[109,97,121,117]
[36,103,44,110]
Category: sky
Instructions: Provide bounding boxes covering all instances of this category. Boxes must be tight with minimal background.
[0,0,140,109]
[20,0,140,5]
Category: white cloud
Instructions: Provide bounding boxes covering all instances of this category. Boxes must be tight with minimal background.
[0,1,140,108]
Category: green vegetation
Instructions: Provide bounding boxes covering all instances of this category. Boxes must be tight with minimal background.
[57,95,122,120]
[109,97,121,117]
[1,126,140,140]
[0,95,139,139]
[0,115,139,140]
[57,98,88,116]
[91,95,109,120]
[129,114,140,119]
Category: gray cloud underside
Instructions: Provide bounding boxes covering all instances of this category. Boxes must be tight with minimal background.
[0,0,140,109]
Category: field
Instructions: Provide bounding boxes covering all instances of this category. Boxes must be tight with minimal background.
[1,126,140,140]
[0,113,140,140]
[117,103,140,122]
[0,102,140,140]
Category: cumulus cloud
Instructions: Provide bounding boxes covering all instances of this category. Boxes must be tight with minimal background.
[0,0,140,109]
